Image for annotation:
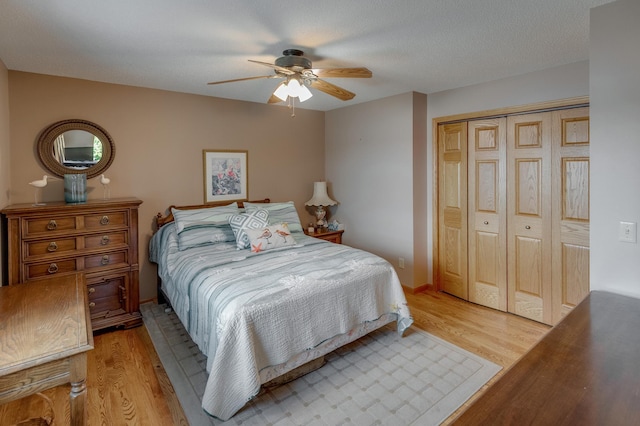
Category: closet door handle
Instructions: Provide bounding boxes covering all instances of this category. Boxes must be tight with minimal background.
[525,225,531,230]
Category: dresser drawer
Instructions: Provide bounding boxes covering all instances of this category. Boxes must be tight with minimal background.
[23,216,77,237]
[84,211,127,230]
[24,250,128,279]
[87,274,128,320]
[84,231,128,249]
[26,259,78,280]
[84,250,129,271]
[26,236,78,258]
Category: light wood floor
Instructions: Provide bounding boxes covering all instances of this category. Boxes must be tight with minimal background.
[0,290,550,425]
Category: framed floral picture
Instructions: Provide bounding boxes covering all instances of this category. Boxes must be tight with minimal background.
[202,150,248,204]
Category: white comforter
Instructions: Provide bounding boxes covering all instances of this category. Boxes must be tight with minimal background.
[150,224,413,420]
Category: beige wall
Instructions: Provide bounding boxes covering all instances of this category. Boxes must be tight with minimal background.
[325,92,428,289]
[0,60,10,284]
[6,71,325,299]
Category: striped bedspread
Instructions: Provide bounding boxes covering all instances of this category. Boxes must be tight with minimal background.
[150,223,413,420]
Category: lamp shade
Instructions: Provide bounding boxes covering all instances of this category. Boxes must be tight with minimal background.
[305,181,337,206]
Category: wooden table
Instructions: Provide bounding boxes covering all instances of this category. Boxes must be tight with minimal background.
[0,274,93,425]
[304,228,344,244]
[453,290,640,425]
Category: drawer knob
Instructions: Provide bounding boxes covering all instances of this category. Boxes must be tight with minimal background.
[47,242,58,252]
[46,220,57,230]
[47,263,59,274]
[88,287,96,293]
[101,255,110,265]
[100,215,110,225]
[89,302,96,308]
[101,235,110,245]
[525,225,531,230]
[483,221,489,225]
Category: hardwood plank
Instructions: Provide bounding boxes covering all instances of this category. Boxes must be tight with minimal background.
[0,326,187,425]
[0,290,548,424]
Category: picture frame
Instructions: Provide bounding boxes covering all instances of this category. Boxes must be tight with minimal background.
[202,150,248,204]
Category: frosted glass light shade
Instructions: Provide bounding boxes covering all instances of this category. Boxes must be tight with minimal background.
[297,84,313,102]
[273,83,289,101]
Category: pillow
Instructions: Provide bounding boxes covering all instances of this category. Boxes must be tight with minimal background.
[228,209,270,250]
[171,203,239,250]
[245,223,296,253]
[244,201,303,233]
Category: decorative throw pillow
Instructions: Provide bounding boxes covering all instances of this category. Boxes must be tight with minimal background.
[228,209,270,250]
[245,223,296,253]
[172,203,239,251]
[244,201,303,233]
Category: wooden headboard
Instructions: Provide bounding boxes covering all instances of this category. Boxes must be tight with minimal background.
[154,198,271,229]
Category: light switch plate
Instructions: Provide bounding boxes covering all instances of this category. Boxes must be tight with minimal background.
[619,221,637,243]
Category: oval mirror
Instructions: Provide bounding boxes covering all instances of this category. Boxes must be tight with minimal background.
[37,119,115,179]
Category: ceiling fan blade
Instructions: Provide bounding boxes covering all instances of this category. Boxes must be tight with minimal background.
[207,75,276,85]
[312,67,372,79]
[248,59,295,75]
[309,79,356,101]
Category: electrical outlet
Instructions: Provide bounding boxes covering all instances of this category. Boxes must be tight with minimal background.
[619,221,637,243]
[398,257,405,269]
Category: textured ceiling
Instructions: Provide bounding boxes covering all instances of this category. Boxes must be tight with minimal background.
[0,0,614,111]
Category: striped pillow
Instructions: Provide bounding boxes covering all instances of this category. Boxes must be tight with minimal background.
[172,203,239,250]
[244,201,303,233]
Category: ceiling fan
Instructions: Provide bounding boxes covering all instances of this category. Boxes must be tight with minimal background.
[207,49,372,105]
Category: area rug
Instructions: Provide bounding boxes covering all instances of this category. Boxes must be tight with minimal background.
[141,302,500,426]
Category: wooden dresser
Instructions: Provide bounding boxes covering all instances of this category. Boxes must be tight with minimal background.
[1,198,143,332]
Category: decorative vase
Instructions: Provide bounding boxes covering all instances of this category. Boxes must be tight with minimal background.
[64,173,87,204]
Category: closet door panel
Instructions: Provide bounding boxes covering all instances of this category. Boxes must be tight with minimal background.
[438,123,468,300]
[508,113,553,324]
[552,108,590,323]
[468,119,507,310]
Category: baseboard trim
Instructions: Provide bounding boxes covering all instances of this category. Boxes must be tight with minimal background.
[402,282,434,294]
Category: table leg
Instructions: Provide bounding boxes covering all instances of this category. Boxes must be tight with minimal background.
[69,354,88,426]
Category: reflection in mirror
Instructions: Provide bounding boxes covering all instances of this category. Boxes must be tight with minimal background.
[51,130,103,170]
[37,119,115,179]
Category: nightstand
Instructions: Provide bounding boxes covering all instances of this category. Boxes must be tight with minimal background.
[304,229,344,244]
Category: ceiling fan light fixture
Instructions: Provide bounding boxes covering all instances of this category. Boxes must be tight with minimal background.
[297,83,313,102]
[287,79,302,97]
[273,83,289,102]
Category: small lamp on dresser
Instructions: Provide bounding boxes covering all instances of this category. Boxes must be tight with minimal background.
[305,181,337,229]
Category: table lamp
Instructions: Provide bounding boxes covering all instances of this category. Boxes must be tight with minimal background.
[305,181,337,228]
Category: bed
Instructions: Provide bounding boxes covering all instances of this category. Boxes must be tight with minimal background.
[150,199,413,420]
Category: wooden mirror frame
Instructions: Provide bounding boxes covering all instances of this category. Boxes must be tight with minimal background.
[37,119,115,179]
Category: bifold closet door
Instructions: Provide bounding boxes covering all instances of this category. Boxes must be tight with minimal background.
[437,122,468,300]
[437,107,589,324]
[507,112,553,324]
[468,118,507,311]
[551,107,590,324]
